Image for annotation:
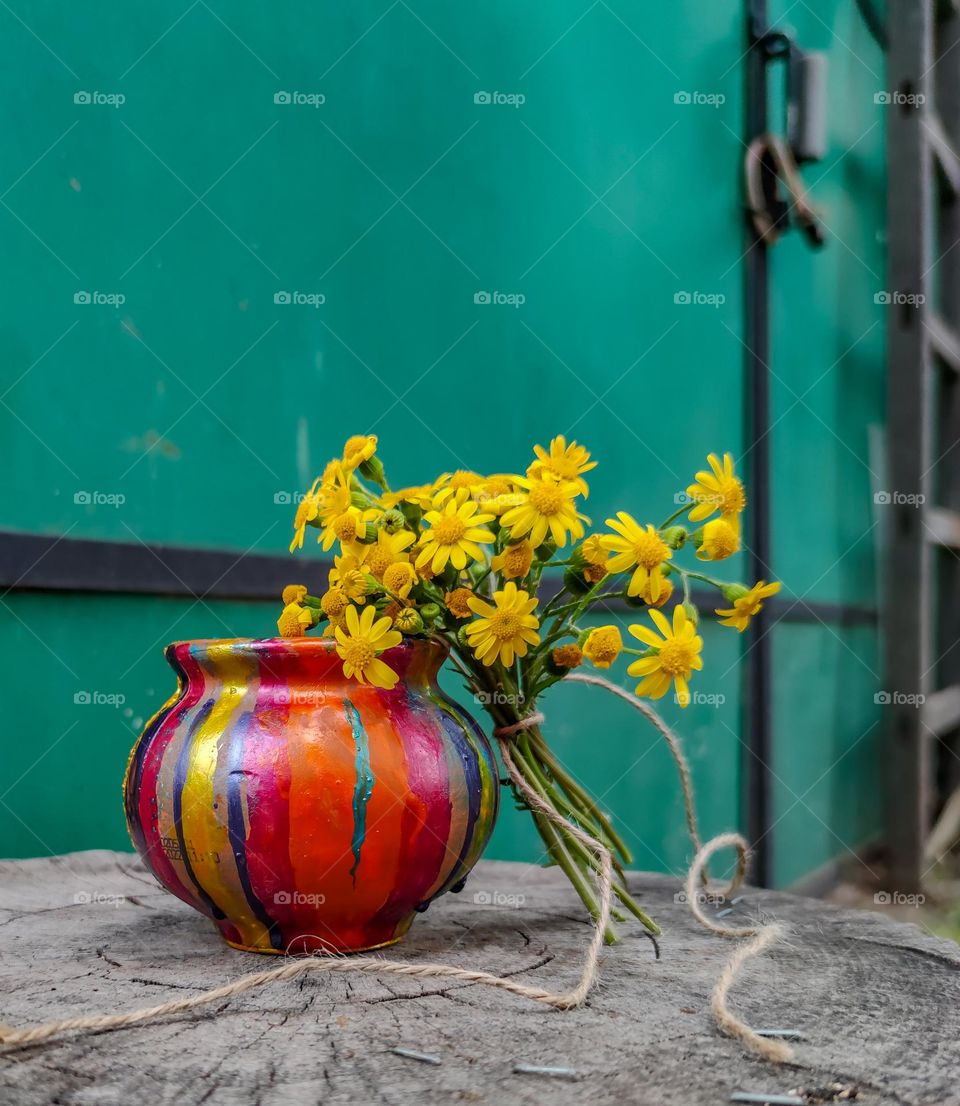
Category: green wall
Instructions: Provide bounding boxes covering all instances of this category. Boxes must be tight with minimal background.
[0,2,886,886]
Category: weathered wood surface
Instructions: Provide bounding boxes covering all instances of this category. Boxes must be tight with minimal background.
[1,851,959,1106]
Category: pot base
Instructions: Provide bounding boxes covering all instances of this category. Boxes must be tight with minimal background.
[222,932,407,956]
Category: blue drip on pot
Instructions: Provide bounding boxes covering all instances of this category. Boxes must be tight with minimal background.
[345,699,374,886]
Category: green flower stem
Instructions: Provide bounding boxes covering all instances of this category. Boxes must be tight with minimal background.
[471,564,493,591]
[674,567,727,590]
[527,729,633,865]
[517,732,627,876]
[522,628,581,698]
[438,632,659,941]
[512,725,658,937]
[541,586,572,619]
[658,503,692,529]
[608,878,661,933]
[517,743,659,933]
[545,587,630,623]
[508,742,614,942]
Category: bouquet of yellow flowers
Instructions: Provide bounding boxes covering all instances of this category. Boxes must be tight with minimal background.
[280,434,780,938]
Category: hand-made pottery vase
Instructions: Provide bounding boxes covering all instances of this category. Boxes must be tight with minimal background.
[123,638,499,955]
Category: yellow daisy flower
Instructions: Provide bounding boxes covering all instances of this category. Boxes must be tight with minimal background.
[320,586,350,621]
[317,505,379,553]
[341,434,378,470]
[444,588,475,619]
[551,644,584,670]
[696,515,741,562]
[319,588,351,638]
[281,583,308,605]
[499,476,585,549]
[582,626,622,668]
[416,494,495,573]
[432,470,485,506]
[474,474,525,516]
[583,562,607,585]
[626,606,703,708]
[686,452,746,523]
[491,539,534,580]
[465,582,541,667]
[382,484,435,510]
[600,513,672,600]
[334,604,403,689]
[307,462,355,551]
[639,574,673,608]
[289,478,323,553]
[715,580,781,632]
[528,435,597,497]
[277,602,313,638]
[580,534,608,567]
[329,551,370,604]
[362,528,416,580]
[382,561,417,599]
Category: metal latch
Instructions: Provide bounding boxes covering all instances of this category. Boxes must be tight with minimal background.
[746,31,828,247]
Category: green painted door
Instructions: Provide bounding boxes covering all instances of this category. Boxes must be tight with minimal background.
[765,0,886,884]
[0,2,885,888]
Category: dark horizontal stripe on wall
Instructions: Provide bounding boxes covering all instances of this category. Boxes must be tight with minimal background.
[0,530,878,624]
[0,529,305,601]
[576,589,877,626]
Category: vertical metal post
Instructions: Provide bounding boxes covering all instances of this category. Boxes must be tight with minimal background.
[744,0,774,887]
[884,1,935,890]
[934,6,960,810]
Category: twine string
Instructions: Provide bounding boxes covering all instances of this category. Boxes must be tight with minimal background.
[0,681,790,1063]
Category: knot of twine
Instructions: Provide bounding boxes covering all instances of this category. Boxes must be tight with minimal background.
[0,679,790,1064]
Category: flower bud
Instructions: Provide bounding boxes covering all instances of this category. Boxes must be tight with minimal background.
[378,508,406,534]
[660,526,688,550]
[420,602,441,625]
[359,455,388,491]
[394,607,424,635]
[682,601,699,627]
[721,582,750,604]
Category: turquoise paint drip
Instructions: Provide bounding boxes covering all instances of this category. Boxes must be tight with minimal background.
[344,700,374,885]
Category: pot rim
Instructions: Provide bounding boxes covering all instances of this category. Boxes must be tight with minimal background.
[166,636,449,659]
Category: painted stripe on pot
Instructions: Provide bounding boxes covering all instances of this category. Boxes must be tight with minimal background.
[368,682,452,931]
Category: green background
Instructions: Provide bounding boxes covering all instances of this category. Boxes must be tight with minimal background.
[0,2,886,887]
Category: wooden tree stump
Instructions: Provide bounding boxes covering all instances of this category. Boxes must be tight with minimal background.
[1,850,958,1105]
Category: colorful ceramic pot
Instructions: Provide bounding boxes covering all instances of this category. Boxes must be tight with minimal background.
[123,637,499,954]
